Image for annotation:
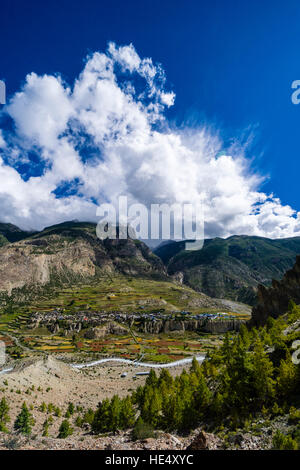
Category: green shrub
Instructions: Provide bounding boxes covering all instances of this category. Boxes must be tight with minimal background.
[288,406,300,424]
[131,417,156,441]
[272,430,298,450]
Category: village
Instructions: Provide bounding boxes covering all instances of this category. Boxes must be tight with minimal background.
[26,308,242,337]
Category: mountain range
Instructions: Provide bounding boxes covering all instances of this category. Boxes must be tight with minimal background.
[154,235,300,304]
[1,221,300,310]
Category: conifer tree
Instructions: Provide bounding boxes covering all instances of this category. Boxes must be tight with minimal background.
[277,354,298,397]
[141,387,162,427]
[0,397,10,432]
[42,419,49,437]
[158,369,173,387]
[190,357,201,377]
[92,399,111,433]
[194,370,211,412]
[252,338,275,404]
[14,402,35,435]
[58,419,73,438]
[110,395,121,433]
[67,402,75,415]
[120,396,135,429]
[145,369,158,387]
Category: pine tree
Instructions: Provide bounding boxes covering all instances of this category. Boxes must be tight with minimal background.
[141,387,162,427]
[14,402,35,435]
[39,402,47,412]
[252,338,275,404]
[239,324,251,349]
[75,415,83,427]
[0,397,10,432]
[92,399,111,433]
[42,419,49,437]
[82,408,94,425]
[190,357,201,377]
[67,402,75,415]
[47,403,54,413]
[58,419,73,438]
[120,396,135,429]
[110,395,121,433]
[211,391,224,418]
[194,370,211,413]
[145,369,158,387]
[161,392,181,430]
[158,369,173,387]
[277,354,298,397]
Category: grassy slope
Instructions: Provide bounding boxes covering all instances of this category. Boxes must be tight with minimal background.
[0,222,36,242]
[155,235,300,303]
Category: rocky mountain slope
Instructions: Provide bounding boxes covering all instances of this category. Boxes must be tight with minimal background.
[0,223,35,244]
[0,221,166,294]
[252,254,300,325]
[155,235,300,304]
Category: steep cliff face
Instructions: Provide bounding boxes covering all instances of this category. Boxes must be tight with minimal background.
[140,317,243,334]
[252,255,300,325]
[28,311,244,336]
[0,221,166,294]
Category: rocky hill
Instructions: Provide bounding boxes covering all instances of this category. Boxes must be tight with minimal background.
[155,235,300,304]
[0,221,166,295]
[0,223,35,244]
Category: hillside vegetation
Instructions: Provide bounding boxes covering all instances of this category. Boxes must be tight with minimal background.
[89,302,300,448]
[155,235,300,304]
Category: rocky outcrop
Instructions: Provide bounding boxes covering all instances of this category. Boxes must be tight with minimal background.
[186,431,223,450]
[27,310,245,336]
[84,322,128,339]
[252,255,300,325]
[139,317,243,334]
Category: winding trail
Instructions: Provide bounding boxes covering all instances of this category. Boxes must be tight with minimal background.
[0,331,32,353]
[71,354,206,370]
[0,367,13,375]
[0,351,206,375]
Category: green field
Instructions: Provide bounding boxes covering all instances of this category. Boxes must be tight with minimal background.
[0,275,248,363]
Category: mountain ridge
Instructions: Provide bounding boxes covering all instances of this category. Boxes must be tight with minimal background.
[154,235,300,304]
[0,221,166,296]
[2,220,300,309]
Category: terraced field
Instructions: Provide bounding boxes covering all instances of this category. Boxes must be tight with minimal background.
[0,275,248,364]
[15,331,223,363]
[18,275,231,314]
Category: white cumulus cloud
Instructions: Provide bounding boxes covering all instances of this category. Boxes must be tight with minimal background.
[0,42,299,240]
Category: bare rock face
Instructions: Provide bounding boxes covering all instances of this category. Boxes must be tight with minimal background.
[0,222,166,294]
[186,431,223,450]
[252,255,300,325]
[84,322,128,339]
[140,317,243,335]
[0,236,100,293]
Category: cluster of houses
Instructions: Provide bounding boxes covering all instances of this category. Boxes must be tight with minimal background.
[28,308,236,330]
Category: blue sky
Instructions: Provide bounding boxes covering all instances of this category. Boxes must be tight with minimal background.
[1,0,300,239]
